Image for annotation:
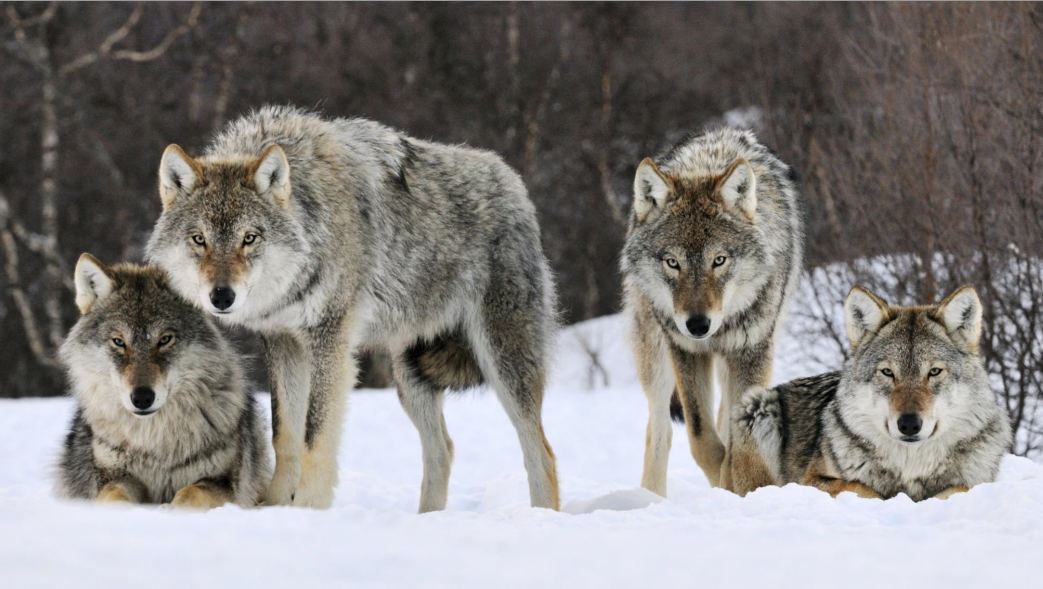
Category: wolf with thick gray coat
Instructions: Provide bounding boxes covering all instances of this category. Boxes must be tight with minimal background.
[146,106,559,511]
[735,285,1011,500]
[621,127,803,497]
[56,255,270,508]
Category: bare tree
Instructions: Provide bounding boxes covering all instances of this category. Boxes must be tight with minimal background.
[1,2,200,376]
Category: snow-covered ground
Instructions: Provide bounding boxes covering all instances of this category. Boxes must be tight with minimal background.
[2,314,1042,588]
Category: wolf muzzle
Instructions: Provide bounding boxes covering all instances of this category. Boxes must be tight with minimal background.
[131,386,156,412]
[896,413,923,436]
[685,315,712,338]
[209,286,236,312]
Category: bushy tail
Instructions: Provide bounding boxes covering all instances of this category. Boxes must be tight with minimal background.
[735,386,783,481]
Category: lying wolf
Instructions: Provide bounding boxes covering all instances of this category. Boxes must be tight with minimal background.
[621,127,804,496]
[147,106,559,511]
[55,255,271,508]
[735,285,1011,500]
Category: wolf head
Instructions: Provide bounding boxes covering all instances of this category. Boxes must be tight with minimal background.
[60,255,229,418]
[622,156,771,341]
[840,284,992,446]
[145,144,309,321]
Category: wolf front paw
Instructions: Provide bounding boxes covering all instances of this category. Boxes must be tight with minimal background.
[170,484,230,511]
[934,485,969,500]
[96,483,135,504]
[265,459,303,506]
[289,482,334,509]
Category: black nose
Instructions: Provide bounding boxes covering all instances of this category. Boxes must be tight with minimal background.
[210,286,236,311]
[686,315,712,337]
[130,386,155,410]
[897,413,923,436]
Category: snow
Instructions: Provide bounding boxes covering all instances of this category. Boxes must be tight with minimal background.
[2,313,1043,587]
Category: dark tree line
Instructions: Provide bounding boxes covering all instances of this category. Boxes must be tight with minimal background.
[1,2,1040,454]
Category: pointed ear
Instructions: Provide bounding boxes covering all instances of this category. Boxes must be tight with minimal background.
[633,158,674,224]
[74,253,114,315]
[247,145,291,208]
[719,159,757,220]
[845,285,891,351]
[158,145,203,211]
[934,285,982,351]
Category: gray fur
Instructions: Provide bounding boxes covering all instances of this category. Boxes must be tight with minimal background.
[740,289,1012,501]
[146,106,559,510]
[55,261,270,507]
[622,127,804,496]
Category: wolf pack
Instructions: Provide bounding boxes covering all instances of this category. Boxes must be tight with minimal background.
[53,106,1011,511]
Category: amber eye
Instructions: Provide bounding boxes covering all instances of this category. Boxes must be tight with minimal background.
[191,235,206,246]
[881,368,894,378]
[712,255,727,268]
[243,233,258,246]
[158,334,173,347]
[929,367,943,377]
[664,257,680,270]
[112,338,125,348]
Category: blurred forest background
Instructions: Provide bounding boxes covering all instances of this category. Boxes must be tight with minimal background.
[2,3,1041,454]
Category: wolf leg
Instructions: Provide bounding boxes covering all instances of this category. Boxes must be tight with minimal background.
[468,320,558,510]
[669,345,726,488]
[803,452,882,499]
[96,478,147,504]
[171,481,234,510]
[294,316,354,509]
[393,354,454,513]
[633,316,675,497]
[261,332,311,506]
[934,485,969,500]
[719,342,776,496]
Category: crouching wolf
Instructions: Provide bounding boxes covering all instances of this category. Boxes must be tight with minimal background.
[622,128,803,496]
[55,255,271,508]
[735,285,1011,501]
[146,106,559,511]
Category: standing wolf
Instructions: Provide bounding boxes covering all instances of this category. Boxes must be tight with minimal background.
[56,255,270,508]
[622,127,803,496]
[147,106,559,511]
[735,285,1011,500]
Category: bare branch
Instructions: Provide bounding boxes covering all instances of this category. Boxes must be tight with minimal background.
[109,3,201,63]
[0,191,60,368]
[57,3,145,75]
[57,2,201,76]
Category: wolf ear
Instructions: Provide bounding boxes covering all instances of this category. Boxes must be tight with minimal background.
[935,285,982,351]
[248,145,291,209]
[633,158,674,224]
[74,253,114,315]
[158,145,202,211]
[720,159,757,220]
[845,285,890,351]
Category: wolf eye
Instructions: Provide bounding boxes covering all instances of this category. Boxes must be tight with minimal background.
[112,338,125,348]
[712,255,727,268]
[881,368,894,378]
[157,334,173,347]
[664,257,680,271]
[929,367,943,377]
[243,233,258,246]
[191,235,206,246]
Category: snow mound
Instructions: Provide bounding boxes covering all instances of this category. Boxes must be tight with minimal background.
[562,488,664,515]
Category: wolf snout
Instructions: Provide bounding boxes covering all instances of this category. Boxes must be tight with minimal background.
[210,286,236,311]
[686,315,712,338]
[896,413,923,436]
[130,386,156,411]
